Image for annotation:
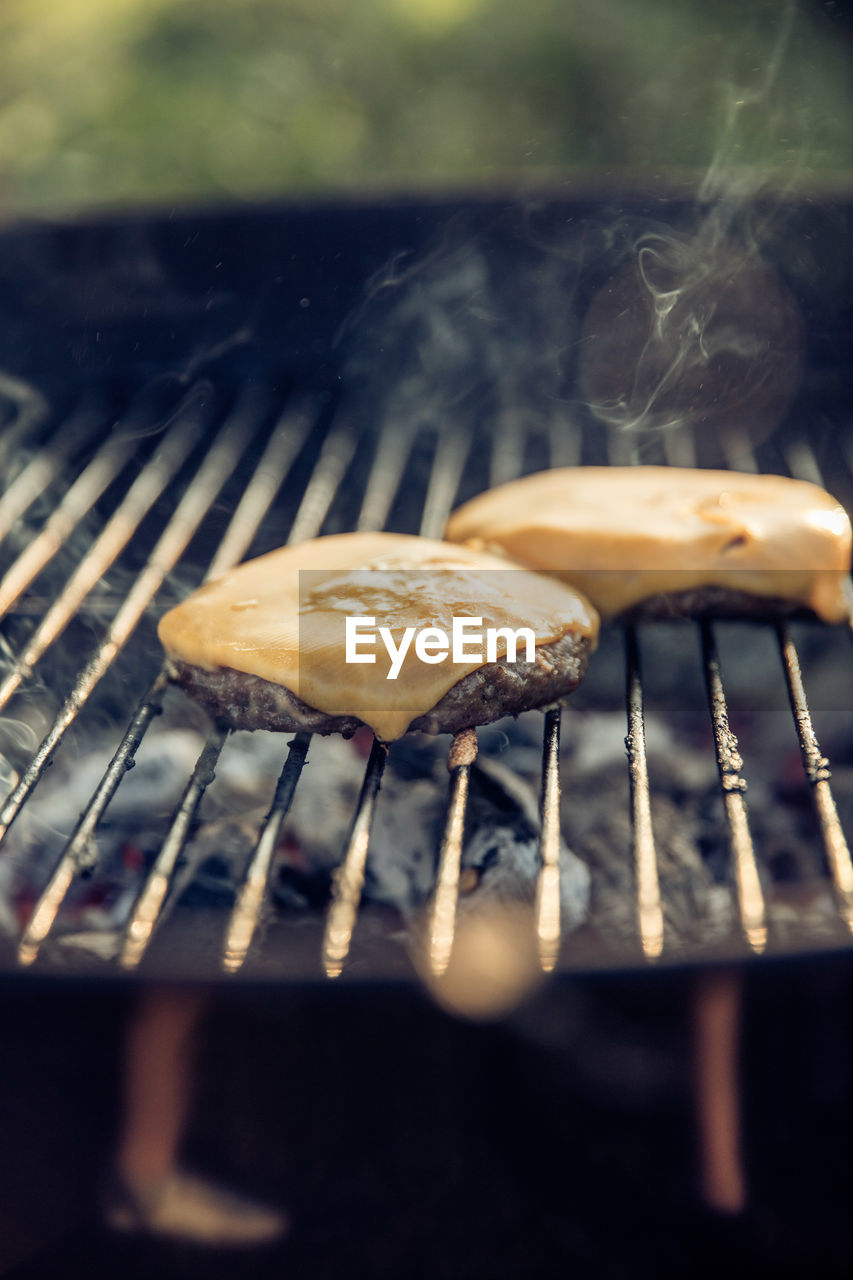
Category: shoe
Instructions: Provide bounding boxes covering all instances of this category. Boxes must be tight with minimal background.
[103,1168,289,1247]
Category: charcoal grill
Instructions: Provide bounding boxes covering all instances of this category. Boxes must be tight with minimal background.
[1,195,853,988]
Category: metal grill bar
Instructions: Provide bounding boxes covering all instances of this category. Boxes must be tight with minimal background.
[662,426,696,470]
[0,397,107,544]
[120,724,229,969]
[222,731,311,973]
[488,414,525,489]
[700,622,767,952]
[777,624,853,931]
[419,423,474,540]
[607,428,640,467]
[427,728,478,976]
[625,627,664,959]
[17,671,170,965]
[286,415,360,546]
[535,706,563,972]
[413,418,490,977]
[718,425,759,473]
[547,416,582,469]
[355,417,419,533]
[606,416,664,961]
[322,736,388,978]
[781,438,824,488]
[206,396,316,579]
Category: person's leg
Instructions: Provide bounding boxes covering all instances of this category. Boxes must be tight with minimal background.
[116,985,204,1188]
[691,968,746,1214]
[108,984,287,1245]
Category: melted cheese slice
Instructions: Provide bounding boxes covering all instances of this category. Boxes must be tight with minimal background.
[158,532,598,742]
[445,467,853,623]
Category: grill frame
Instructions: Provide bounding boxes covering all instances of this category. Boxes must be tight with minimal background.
[0,193,852,986]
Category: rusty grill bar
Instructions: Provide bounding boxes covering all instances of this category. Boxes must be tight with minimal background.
[1,379,852,982]
[624,625,665,961]
[700,620,766,953]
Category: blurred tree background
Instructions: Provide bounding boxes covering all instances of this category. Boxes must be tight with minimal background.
[0,0,849,215]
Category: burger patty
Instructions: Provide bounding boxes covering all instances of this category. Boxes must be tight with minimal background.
[444,466,853,625]
[165,630,593,740]
[618,585,829,623]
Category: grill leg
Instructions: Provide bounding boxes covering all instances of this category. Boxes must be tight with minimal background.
[691,968,746,1214]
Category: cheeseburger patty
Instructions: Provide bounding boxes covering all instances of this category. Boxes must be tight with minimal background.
[158,532,598,741]
[166,629,591,738]
[445,466,853,624]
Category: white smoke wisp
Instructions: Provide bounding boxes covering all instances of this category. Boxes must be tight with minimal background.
[578,221,804,438]
[0,370,48,459]
[576,0,819,440]
[338,216,586,458]
[698,0,798,209]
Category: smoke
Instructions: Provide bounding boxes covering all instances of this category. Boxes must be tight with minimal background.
[579,0,808,437]
[577,223,804,437]
[0,370,48,459]
[698,0,798,207]
[337,214,584,455]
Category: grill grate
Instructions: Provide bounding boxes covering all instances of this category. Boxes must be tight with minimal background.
[1,377,852,982]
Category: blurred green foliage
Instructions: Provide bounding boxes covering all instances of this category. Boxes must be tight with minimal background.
[0,0,849,214]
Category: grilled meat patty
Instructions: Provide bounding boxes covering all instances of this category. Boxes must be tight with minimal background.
[445,466,853,624]
[158,532,599,741]
[166,629,592,737]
